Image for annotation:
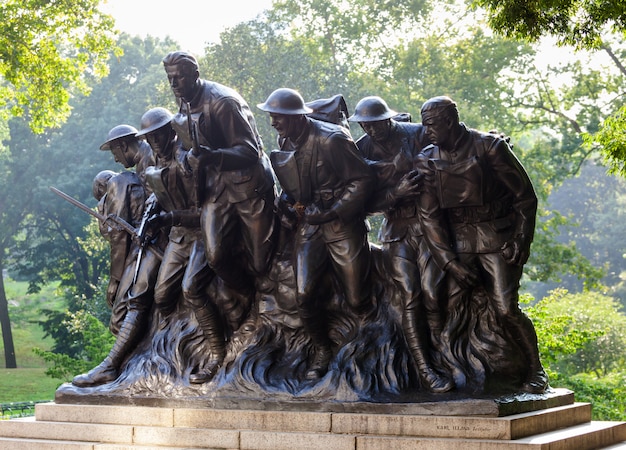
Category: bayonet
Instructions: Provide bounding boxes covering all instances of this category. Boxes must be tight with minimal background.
[51,186,163,286]
[49,186,137,238]
[132,194,158,284]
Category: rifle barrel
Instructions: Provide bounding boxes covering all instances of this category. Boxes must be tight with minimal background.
[49,186,137,237]
[49,186,106,221]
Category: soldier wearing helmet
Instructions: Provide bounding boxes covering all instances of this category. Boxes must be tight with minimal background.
[134,106,230,384]
[95,124,156,318]
[162,51,277,306]
[348,96,453,393]
[99,124,155,188]
[72,123,158,388]
[258,88,374,380]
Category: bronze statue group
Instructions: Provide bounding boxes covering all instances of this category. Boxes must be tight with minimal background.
[67,51,548,401]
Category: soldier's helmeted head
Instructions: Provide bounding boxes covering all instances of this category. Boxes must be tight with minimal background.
[257,88,312,141]
[136,107,175,160]
[92,170,117,201]
[100,124,140,169]
[349,96,397,144]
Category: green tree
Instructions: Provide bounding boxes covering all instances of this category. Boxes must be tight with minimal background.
[473,0,626,49]
[2,35,177,369]
[526,288,626,420]
[473,0,626,182]
[528,289,626,377]
[0,0,118,369]
[0,0,118,133]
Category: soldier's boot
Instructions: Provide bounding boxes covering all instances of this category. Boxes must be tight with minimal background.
[404,311,454,393]
[72,310,144,387]
[514,317,549,394]
[189,303,226,384]
[425,312,443,344]
[522,365,549,394]
[303,317,333,380]
[305,344,333,380]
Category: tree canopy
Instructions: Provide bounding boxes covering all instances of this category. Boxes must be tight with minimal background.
[0,0,118,133]
[471,0,626,178]
[0,0,119,368]
[473,0,626,49]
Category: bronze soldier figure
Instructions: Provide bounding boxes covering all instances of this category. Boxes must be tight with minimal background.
[258,88,374,380]
[416,96,548,394]
[72,125,159,387]
[349,96,453,393]
[138,107,225,384]
[98,125,155,330]
[162,51,277,302]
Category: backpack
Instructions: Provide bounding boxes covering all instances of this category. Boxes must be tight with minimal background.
[305,94,350,129]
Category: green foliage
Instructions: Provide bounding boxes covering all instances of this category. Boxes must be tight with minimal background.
[525,289,626,377]
[591,105,626,177]
[550,372,626,421]
[523,290,600,370]
[34,310,114,382]
[271,0,433,71]
[0,0,119,133]
[525,209,605,289]
[472,0,626,49]
[523,288,626,420]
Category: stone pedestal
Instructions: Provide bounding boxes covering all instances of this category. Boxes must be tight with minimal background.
[0,389,624,449]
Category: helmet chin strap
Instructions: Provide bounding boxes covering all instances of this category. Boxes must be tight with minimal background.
[122,153,133,169]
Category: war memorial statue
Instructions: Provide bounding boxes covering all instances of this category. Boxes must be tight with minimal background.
[54,52,560,414]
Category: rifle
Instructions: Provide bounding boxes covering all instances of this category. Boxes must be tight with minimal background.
[132,194,159,284]
[49,186,137,238]
[184,99,204,208]
[185,100,201,157]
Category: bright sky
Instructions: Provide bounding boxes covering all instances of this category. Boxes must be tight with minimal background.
[99,0,275,55]
[97,1,607,87]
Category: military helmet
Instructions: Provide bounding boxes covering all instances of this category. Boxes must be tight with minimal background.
[135,107,173,137]
[257,88,313,115]
[92,170,117,200]
[348,96,397,122]
[99,124,138,150]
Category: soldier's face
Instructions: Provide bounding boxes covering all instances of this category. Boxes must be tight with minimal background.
[165,65,197,101]
[110,140,133,168]
[360,120,391,144]
[270,113,299,140]
[422,114,452,148]
[146,127,172,159]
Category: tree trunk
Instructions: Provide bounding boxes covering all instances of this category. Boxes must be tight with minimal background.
[0,257,17,368]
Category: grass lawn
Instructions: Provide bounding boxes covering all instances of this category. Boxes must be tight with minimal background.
[0,368,62,403]
[1,278,66,404]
